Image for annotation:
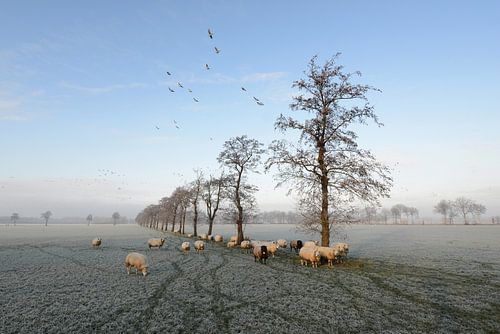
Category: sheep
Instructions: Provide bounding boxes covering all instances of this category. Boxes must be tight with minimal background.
[290,240,303,253]
[299,247,321,268]
[240,240,252,253]
[147,238,165,249]
[316,246,340,268]
[229,235,238,243]
[181,241,190,252]
[333,242,349,263]
[214,235,223,242]
[200,233,208,240]
[226,241,237,248]
[253,245,269,264]
[277,239,287,248]
[91,238,102,248]
[207,235,214,241]
[194,240,205,253]
[125,252,148,276]
[251,241,278,257]
[303,241,319,248]
[187,233,194,238]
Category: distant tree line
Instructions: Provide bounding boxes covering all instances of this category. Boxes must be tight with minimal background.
[434,197,487,224]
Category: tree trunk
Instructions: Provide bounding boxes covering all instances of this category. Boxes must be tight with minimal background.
[235,171,244,244]
[318,145,330,247]
[193,204,198,236]
[207,217,214,235]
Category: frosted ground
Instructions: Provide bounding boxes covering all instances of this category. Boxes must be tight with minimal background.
[0,224,498,333]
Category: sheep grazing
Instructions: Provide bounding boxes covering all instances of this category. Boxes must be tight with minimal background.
[290,240,303,253]
[316,246,340,268]
[303,241,319,248]
[147,238,165,249]
[200,233,208,240]
[194,240,205,253]
[229,235,238,243]
[214,235,223,242]
[181,241,190,252]
[240,240,252,253]
[253,245,269,264]
[333,243,349,263]
[226,241,237,248]
[277,239,287,248]
[264,242,279,258]
[299,247,321,268]
[125,252,148,276]
[91,238,102,248]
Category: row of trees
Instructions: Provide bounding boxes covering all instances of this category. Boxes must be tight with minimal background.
[5,211,122,226]
[137,54,393,246]
[434,197,487,224]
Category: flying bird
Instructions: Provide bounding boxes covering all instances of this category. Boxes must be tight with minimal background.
[214,47,221,54]
[193,98,199,102]
[253,96,260,101]
[241,87,247,91]
[177,82,183,88]
[166,71,171,76]
[168,87,175,93]
[208,28,214,39]
[205,64,210,70]
[155,126,160,130]
[188,88,192,93]
[256,101,264,106]
[173,120,180,129]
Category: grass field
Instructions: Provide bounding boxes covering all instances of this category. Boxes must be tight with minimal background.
[0,224,498,333]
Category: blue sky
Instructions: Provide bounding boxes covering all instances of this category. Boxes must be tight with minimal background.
[1,1,499,218]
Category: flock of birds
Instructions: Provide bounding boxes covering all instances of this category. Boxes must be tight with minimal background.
[157,28,265,132]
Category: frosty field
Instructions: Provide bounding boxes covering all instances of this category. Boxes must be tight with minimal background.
[0,224,498,333]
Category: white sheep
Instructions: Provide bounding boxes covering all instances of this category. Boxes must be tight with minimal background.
[194,240,205,253]
[251,241,279,257]
[91,238,102,248]
[214,235,223,242]
[277,239,287,248]
[147,238,165,249]
[229,235,238,243]
[187,233,194,238]
[299,247,321,268]
[226,241,237,248]
[316,246,340,268]
[303,241,319,248]
[200,233,208,240]
[181,241,190,252]
[333,242,349,262]
[240,240,252,253]
[125,252,148,276]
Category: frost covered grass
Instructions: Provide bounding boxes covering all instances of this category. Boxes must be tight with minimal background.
[0,224,498,333]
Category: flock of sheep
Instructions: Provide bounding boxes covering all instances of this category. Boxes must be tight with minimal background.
[90,234,349,277]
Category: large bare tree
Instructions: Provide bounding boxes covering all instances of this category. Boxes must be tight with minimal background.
[190,170,204,236]
[266,55,392,246]
[218,135,265,244]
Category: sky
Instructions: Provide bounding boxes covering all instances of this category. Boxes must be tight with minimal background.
[1,0,499,219]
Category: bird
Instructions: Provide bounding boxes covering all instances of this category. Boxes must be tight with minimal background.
[173,120,180,129]
[205,63,210,70]
[193,98,199,102]
[188,88,193,93]
[253,96,260,101]
[256,101,264,106]
[214,47,221,54]
[241,87,247,91]
[177,82,183,88]
[168,87,175,92]
[166,71,171,76]
[210,137,213,141]
[208,28,214,39]
[155,126,160,130]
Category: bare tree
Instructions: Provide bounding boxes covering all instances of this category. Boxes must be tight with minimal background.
[10,213,19,226]
[203,172,226,236]
[364,206,377,224]
[218,135,265,244]
[86,214,93,226]
[190,170,204,237]
[266,55,392,246]
[471,202,486,224]
[434,200,452,224]
[112,212,120,225]
[391,206,401,224]
[41,211,52,226]
[453,197,473,225]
